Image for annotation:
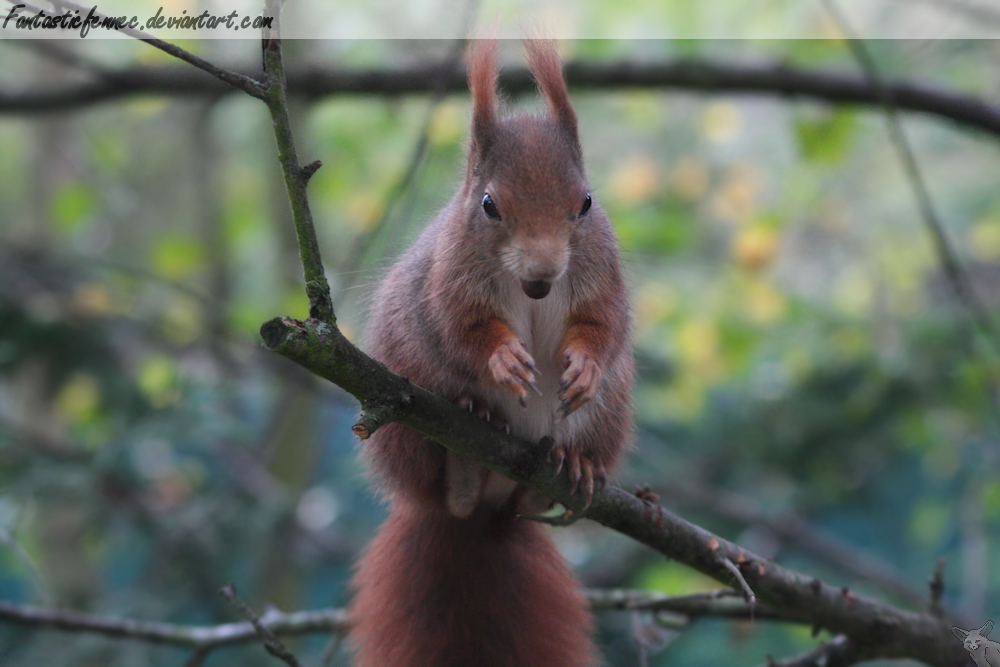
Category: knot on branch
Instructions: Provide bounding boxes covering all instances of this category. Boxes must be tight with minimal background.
[353,392,414,440]
[301,160,322,183]
[260,317,306,351]
[305,284,335,325]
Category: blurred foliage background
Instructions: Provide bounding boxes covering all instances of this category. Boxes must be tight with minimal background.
[0,30,998,667]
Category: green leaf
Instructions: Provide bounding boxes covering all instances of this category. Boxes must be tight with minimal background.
[151,233,204,280]
[138,355,179,409]
[615,203,694,254]
[51,182,96,233]
[795,109,857,165]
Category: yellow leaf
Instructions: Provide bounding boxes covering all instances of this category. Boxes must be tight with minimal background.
[622,91,663,130]
[670,157,708,201]
[710,163,761,226]
[700,102,741,143]
[676,319,723,382]
[56,374,100,424]
[72,284,112,318]
[744,279,786,324]
[968,218,1000,261]
[666,374,707,420]
[635,283,678,331]
[608,157,661,206]
[835,271,873,316]
[428,102,466,146]
[152,234,203,281]
[162,298,201,346]
[908,501,950,547]
[345,193,384,232]
[732,227,779,271]
[139,356,180,409]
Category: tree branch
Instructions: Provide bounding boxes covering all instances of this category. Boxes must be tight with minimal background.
[28,0,265,98]
[2,57,999,139]
[219,583,303,667]
[0,598,348,650]
[258,7,333,323]
[0,590,815,649]
[760,635,867,667]
[659,481,928,609]
[258,315,966,666]
[587,589,793,622]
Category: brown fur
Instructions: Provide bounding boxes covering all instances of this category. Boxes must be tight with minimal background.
[351,500,595,667]
[349,39,633,667]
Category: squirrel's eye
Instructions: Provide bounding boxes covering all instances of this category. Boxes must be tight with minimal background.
[579,193,592,218]
[482,193,501,220]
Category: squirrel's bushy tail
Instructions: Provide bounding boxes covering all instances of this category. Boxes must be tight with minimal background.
[349,500,596,667]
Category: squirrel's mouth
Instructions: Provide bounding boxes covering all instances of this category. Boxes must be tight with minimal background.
[521,279,552,300]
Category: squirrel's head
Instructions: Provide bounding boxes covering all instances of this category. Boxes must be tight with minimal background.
[464,39,593,300]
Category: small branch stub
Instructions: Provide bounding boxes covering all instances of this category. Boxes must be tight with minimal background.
[721,557,757,607]
[928,557,945,616]
[301,160,322,183]
[352,422,371,440]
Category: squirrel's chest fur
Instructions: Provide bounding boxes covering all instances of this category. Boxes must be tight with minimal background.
[479,277,582,444]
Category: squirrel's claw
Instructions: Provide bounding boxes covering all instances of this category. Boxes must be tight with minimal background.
[489,338,539,402]
[551,446,566,475]
[457,395,507,432]
[558,349,602,416]
[552,448,602,510]
[578,458,595,509]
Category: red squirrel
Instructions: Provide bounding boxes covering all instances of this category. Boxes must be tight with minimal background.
[349,39,633,667]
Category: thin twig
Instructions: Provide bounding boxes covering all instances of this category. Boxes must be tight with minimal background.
[759,635,864,667]
[318,632,343,666]
[658,481,927,609]
[0,598,348,649]
[821,0,1000,358]
[890,0,1000,26]
[219,583,303,667]
[335,0,481,302]
[586,589,792,621]
[184,647,212,667]
[929,557,945,617]
[6,38,113,75]
[721,557,757,608]
[0,523,52,606]
[11,0,264,97]
[258,0,333,323]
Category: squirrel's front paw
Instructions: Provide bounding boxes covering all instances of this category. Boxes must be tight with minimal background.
[551,446,607,510]
[488,338,540,404]
[559,348,602,416]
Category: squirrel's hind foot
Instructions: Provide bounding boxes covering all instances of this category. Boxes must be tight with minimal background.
[551,446,607,510]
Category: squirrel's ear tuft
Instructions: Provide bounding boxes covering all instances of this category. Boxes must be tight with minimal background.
[952,626,969,640]
[524,39,578,145]
[981,620,994,637]
[467,39,499,157]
